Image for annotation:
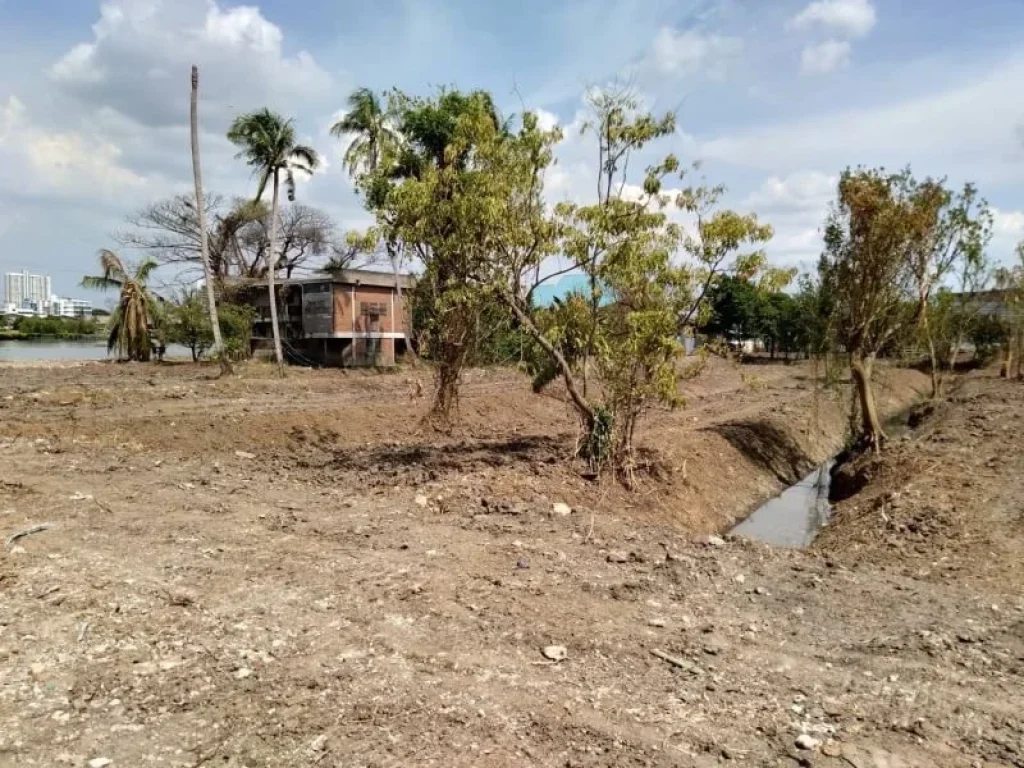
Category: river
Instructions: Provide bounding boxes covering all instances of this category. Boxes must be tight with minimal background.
[0,339,192,362]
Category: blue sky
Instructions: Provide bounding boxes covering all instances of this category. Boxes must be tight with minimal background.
[1,0,1022,298]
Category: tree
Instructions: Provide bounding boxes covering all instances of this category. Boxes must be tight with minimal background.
[995,242,1024,378]
[190,66,230,373]
[166,289,255,363]
[329,87,402,177]
[820,168,939,450]
[81,249,161,362]
[906,181,992,397]
[227,108,319,366]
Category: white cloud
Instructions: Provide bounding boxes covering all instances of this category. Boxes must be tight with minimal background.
[0,95,145,199]
[788,0,877,39]
[697,55,1024,185]
[993,208,1024,238]
[534,108,559,132]
[48,0,332,129]
[745,171,837,212]
[648,27,743,78]
[800,40,851,75]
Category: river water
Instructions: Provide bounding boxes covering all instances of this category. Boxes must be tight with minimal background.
[0,340,192,362]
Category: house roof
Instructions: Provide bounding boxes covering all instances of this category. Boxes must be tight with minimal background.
[227,269,414,291]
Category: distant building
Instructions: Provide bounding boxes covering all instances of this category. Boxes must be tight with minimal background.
[50,297,93,318]
[3,271,51,308]
[232,270,413,366]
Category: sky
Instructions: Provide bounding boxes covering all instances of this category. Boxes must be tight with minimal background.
[1,0,1023,298]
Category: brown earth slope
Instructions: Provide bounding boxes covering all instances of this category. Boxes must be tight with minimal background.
[1,361,1021,767]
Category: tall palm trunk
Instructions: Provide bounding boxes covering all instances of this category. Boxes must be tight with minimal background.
[266,171,285,366]
[189,66,231,374]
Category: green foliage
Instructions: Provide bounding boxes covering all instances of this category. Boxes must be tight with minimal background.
[227,108,320,203]
[165,290,254,362]
[11,315,98,337]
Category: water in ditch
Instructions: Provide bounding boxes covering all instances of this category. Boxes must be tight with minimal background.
[730,460,836,548]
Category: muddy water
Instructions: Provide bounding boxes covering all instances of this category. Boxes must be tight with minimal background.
[731,460,835,548]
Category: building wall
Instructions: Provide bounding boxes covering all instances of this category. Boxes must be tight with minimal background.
[331,284,407,366]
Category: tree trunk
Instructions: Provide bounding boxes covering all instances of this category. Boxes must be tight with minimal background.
[266,172,285,367]
[496,288,595,428]
[921,308,942,399]
[189,66,231,375]
[851,353,886,451]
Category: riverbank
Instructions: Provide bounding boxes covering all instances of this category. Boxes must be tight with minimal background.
[3,361,1019,767]
[0,331,104,340]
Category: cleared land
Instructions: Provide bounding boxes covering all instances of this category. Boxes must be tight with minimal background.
[0,359,1021,767]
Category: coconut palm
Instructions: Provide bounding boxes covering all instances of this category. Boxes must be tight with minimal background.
[81,249,161,362]
[227,108,319,366]
[329,87,401,178]
[189,65,230,374]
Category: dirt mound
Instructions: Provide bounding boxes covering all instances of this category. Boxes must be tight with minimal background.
[816,371,1024,582]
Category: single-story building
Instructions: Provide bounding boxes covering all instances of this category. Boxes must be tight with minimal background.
[234,270,414,367]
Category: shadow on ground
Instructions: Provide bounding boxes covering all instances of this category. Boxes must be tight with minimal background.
[707,419,815,484]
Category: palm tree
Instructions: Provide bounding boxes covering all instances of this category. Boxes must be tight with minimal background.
[227,108,319,366]
[331,88,411,355]
[82,249,161,362]
[329,87,401,177]
[189,65,230,374]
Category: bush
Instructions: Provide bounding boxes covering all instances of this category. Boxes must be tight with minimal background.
[165,292,254,362]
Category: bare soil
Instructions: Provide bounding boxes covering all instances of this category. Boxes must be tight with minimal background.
[0,359,1021,768]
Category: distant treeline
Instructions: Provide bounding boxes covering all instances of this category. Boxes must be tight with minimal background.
[1,315,102,338]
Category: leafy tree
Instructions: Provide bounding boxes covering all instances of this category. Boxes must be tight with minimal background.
[702,275,761,345]
[820,167,940,450]
[906,181,992,397]
[228,108,319,366]
[167,290,214,361]
[81,249,162,362]
[166,290,255,363]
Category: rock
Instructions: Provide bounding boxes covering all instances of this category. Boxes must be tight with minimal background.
[821,742,842,757]
[795,734,820,751]
[88,759,113,768]
[8,545,26,555]
[734,574,746,584]
[309,734,328,752]
[234,667,253,679]
[705,535,726,548]
[234,451,256,460]
[542,645,567,662]
[754,586,767,595]
[516,558,529,570]
[552,502,572,517]
[607,551,629,564]
[647,618,667,628]
[29,662,47,678]
[414,495,429,508]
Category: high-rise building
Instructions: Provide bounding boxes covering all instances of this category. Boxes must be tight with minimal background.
[3,271,52,307]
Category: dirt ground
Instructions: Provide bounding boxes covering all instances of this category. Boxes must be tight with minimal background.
[0,359,1021,767]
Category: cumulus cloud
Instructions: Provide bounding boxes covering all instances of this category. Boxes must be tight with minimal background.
[534,108,560,132]
[788,0,877,39]
[800,40,852,75]
[0,95,145,200]
[745,171,837,213]
[48,0,332,129]
[648,27,743,79]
